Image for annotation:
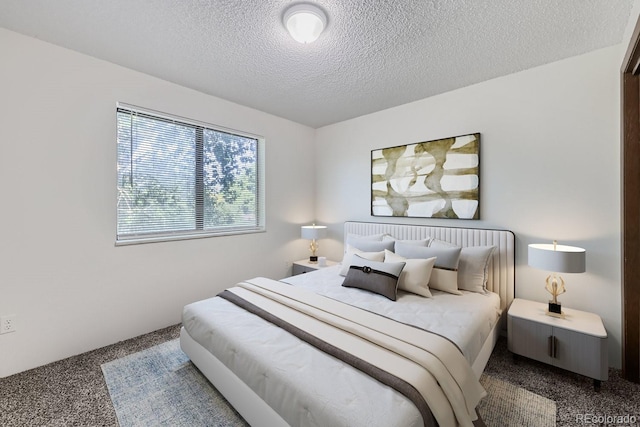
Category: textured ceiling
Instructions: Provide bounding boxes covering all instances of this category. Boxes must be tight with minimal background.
[0,1,635,128]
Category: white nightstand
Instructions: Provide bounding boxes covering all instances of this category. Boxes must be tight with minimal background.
[507,298,608,391]
[292,259,338,275]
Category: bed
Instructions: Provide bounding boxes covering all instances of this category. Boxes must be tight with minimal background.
[181,221,515,427]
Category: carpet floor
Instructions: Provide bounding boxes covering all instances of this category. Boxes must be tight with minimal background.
[1,324,639,426]
[478,374,555,426]
[101,338,555,427]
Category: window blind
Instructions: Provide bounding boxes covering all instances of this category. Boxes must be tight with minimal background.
[116,104,264,244]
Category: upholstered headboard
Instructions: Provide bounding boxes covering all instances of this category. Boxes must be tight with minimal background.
[344,221,515,310]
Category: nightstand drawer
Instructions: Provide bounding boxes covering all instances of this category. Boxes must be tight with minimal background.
[552,327,608,380]
[508,316,553,364]
[292,263,316,275]
[291,259,338,276]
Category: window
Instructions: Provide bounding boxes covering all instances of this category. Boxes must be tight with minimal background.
[116,103,265,244]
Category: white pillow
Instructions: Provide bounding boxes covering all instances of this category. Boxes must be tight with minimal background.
[395,242,462,295]
[346,238,394,253]
[400,238,431,246]
[428,269,461,295]
[339,245,385,276]
[382,237,432,247]
[429,239,458,248]
[346,233,384,243]
[344,233,387,254]
[384,250,435,298]
[458,246,496,293]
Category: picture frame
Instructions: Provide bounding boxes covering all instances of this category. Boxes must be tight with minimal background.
[371,133,480,219]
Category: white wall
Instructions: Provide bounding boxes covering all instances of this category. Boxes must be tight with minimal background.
[0,28,316,377]
[0,19,631,377]
[315,46,623,367]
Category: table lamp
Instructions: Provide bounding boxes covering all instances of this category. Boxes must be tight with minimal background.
[301,224,327,263]
[528,240,586,318]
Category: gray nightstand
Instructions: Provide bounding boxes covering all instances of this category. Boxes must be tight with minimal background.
[507,298,608,391]
[292,259,338,275]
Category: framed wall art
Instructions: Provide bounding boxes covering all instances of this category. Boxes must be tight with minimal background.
[371,133,480,219]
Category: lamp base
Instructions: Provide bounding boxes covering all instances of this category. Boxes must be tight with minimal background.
[309,256,318,264]
[546,301,565,318]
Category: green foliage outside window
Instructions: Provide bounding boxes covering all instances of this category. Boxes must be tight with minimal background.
[116,106,262,242]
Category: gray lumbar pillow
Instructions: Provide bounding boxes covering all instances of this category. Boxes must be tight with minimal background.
[342,255,405,301]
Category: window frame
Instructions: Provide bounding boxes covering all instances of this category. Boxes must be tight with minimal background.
[115,102,266,246]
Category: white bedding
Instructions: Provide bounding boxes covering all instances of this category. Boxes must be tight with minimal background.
[182,267,501,427]
[183,292,427,426]
[282,265,501,363]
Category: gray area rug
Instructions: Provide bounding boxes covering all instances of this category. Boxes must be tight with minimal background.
[102,338,555,427]
[101,339,247,426]
[479,374,556,426]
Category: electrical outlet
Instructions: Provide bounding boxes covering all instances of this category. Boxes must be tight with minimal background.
[0,315,17,334]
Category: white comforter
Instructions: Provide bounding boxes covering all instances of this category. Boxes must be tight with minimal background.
[182,267,500,427]
[283,265,501,363]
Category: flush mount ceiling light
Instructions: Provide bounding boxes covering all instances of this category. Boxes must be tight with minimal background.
[283,3,327,44]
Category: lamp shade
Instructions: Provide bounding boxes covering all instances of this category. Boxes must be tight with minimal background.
[301,225,327,240]
[528,243,586,273]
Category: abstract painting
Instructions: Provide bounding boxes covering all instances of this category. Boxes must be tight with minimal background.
[371,133,480,219]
